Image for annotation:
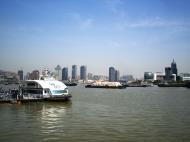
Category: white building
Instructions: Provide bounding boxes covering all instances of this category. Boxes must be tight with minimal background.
[179,73,190,81]
[154,72,165,81]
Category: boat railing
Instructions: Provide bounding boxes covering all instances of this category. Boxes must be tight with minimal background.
[0,93,12,100]
[21,93,43,100]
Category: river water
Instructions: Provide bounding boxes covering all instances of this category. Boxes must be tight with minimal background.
[0,85,190,142]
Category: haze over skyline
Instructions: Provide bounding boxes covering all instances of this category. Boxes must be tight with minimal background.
[1,0,190,78]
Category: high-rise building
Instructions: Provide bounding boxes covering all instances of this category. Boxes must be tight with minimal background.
[62,67,68,81]
[109,67,116,82]
[115,70,120,81]
[24,72,30,80]
[171,59,178,76]
[144,72,154,81]
[88,73,93,80]
[80,65,87,80]
[109,67,120,82]
[29,70,40,80]
[55,65,62,80]
[72,65,77,80]
[18,70,23,80]
[165,67,172,81]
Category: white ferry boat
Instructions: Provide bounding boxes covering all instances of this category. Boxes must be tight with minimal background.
[19,69,71,101]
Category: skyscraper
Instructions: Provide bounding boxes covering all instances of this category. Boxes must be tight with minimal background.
[72,65,77,80]
[115,70,120,81]
[55,65,62,80]
[171,59,178,76]
[165,67,172,81]
[18,70,23,80]
[88,73,93,80]
[80,65,87,80]
[29,70,40,80]
[109,67,116,82]
[62,67,68,81]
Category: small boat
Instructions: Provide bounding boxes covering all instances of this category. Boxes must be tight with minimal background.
[63,82,77,86]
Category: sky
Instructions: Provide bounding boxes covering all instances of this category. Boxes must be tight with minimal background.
[0,0,190,78]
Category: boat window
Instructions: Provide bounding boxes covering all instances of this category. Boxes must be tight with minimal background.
[23,89,43,94]
[44,89,50,94]
[51,89,67,94]
[27,82,36,86]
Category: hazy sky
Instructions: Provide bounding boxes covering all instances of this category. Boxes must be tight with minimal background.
[1,0,190,78]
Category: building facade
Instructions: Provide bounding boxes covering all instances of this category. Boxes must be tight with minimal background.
[154,72,165,81]
[62,67,68,81]
[29,70,40,80]
[109,67,120,82]
[109,67,116,82]
[171,59,178,76]
[115,70,120,81]
[165,67,172,81]
[144,72,154,81]
[88,73,93,80]
[179,73,190,81]
[80,65,87,80]
[120,75,135,82]
[72,65,77,80]
[55,65,62,80]
[18,70,23,80]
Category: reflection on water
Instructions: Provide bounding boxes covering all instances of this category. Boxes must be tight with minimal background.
[0,102,72,142]
[40,102,71,137]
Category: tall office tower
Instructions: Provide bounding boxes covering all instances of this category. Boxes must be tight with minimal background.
[109,67,116,82]
[80,65,87,80]
[88,73,93,80]
[29,70,40,80]
[165,67,172,81]
[115,70,120,81]
[55,65,62,80]
[18,70,23,80]
[72,65,77,80]
[171,59,178,76]
[62,67,68,81]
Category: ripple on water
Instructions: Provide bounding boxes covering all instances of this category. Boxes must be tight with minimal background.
[0,87,190,142]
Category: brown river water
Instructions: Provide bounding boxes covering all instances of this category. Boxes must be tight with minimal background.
[0,85,190,142]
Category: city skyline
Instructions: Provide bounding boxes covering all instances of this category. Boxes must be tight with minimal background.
[1,59,189,82]
[1,0,190,78]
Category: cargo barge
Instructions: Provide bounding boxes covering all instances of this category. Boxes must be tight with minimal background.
[85,81,127,89]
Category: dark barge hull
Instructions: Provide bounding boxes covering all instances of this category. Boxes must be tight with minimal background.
[185,82,190,88]
[44,94,72,101]
[158,83,185,87]
[0,100,12,103]
[65,83,77,86]
[0,95,72,104]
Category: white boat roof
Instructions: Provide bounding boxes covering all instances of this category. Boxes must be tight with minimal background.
[27,80,67,90]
